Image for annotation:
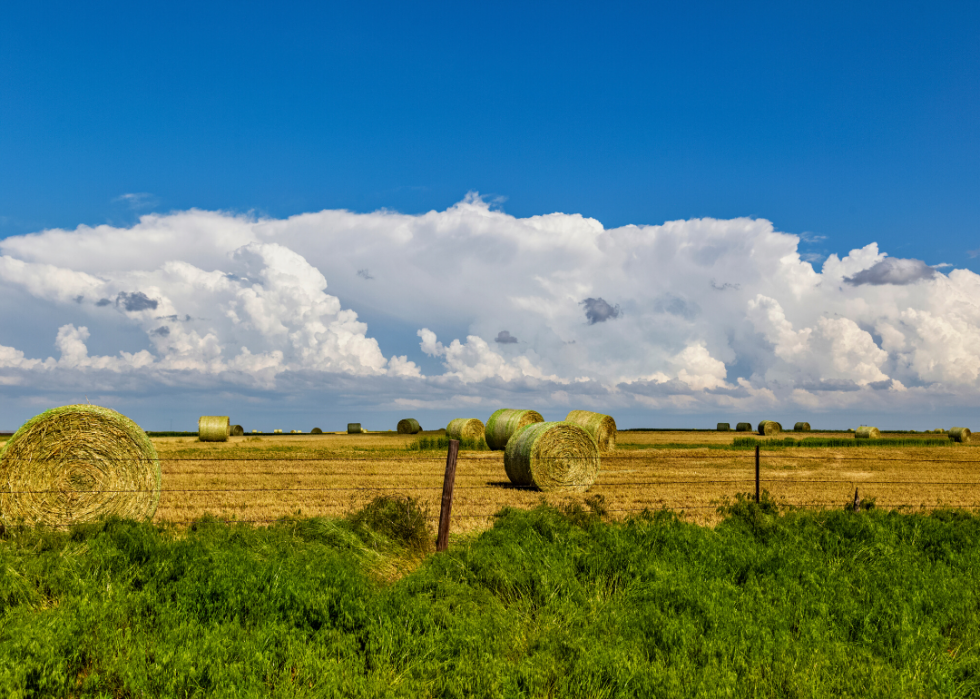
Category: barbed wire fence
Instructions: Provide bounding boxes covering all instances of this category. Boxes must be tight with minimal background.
[3,442,980,550]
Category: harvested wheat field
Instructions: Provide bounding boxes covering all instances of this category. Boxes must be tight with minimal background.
[148,430,980,532]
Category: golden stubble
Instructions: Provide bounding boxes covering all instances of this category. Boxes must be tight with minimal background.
[150,432,980,531]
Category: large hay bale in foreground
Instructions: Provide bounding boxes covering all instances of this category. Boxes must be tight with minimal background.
[446,418,485,441]
[758,420,782,437]
[565,410,617,452]
[198,416,229,442]
[485,409,544,451]
[0,405,161,526]
[397,418,422,434]
[504,422,600,493]
[229,424,244,437]
[855,426,880,439]
[347,423,362,434]
[794,422,811,432]
[949,427,971,443]
[717,423,731,431]
[736,422,753,432]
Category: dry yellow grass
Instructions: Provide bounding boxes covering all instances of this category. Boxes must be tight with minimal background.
[144,431,980,532]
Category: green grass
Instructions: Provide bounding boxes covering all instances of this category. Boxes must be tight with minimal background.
[733,436,957,449]
[407,435,490,451]
[2,501,980,697]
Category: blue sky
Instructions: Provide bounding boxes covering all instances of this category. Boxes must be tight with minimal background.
[0,2,978,430]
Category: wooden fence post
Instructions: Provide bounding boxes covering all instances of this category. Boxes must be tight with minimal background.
[436,439,460,552]
[755,444,760,504]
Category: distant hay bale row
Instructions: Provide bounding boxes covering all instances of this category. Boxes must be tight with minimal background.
[0,405,161,527]
[446,418,485,441]
[949,427,972,443]
[347,423,362,434]
[199,416,229,442]
[855,426,880,439]
[485,409,544,451]
[564,410,616,452]
[758,421,782,437]
[503,421,600,493]
[397,418,422,434]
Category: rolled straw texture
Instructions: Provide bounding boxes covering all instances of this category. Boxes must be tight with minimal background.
[446,418,485,441]
[855,426,881,439]
[794,422,811,432]
[311,427,323,434]
[485,409,544,451]
[503,421,600,493]
[397,418,422,434]
[949,427,971,443]
[347,423,362,434]
[229,424,244,437]
[758,420,782,436]
[717,423,731,431]
[0,405,161,526]
[736,423,753,432]
[198,416,229,442]
[564,410,617,452]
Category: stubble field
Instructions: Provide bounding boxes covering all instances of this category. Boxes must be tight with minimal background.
[149,430,980,531]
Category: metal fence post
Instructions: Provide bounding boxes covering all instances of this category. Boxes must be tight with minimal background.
[755,444,760,504]
[436,439,460,552]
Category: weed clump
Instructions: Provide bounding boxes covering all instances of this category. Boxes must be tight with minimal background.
[348,495,433,553]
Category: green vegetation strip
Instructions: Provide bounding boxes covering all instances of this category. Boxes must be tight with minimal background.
[733,437,957,449]
[1,499,980,696]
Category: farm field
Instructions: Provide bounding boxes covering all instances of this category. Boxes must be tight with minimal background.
[150,430,980,531]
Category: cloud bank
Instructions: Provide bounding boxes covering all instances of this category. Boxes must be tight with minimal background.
[1,193,978,424]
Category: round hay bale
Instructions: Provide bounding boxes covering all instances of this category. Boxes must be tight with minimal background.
[446,418,485,441]
[717,423,731,431]
[736,422,753,432]
[229,424,244,437]
[758,420,782,437]
[949,427,971,443]
[198,416,229,442]
[564,410,617,452]
[347,423,362,434]
[397,418,422,434]
[0,405,161,526]
[485,409,544,451]
[503,422,600,493]
[311,427,323,434]
[855,426,880,439]
[794,422,811,432]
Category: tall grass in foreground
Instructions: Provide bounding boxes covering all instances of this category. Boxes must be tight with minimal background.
[1,501,979,696]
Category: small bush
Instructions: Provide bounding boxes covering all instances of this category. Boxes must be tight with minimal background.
[348,495,433,552]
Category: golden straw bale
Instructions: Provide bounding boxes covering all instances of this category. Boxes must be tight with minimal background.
[0,405,161,526]
[855,426,881,439]
[564,410,617,452]
[485,409,544,451]
[198,416,229,442]
[503,422,600,493]
[446,418,485,441]
[949,427,971,443]
[758,420,782,437]
[397,419,422,434]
